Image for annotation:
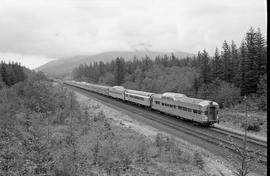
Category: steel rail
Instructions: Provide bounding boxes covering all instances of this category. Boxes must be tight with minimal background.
[211,127,267,147]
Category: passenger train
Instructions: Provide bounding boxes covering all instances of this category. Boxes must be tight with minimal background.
[64,80,219,126]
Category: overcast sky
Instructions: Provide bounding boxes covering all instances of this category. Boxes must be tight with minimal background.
[0,0,267,69]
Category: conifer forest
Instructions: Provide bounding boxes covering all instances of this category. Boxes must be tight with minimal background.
[73,27,267,111]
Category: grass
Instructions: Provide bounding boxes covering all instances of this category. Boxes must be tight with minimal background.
[218,106,267,138]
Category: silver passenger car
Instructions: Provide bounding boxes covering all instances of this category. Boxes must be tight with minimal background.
[151,92,219,125]
[125,89,154,107]
[65,80,90,90]
[65,81,109,96]
[88,84,110,96]
[108,86,126,100]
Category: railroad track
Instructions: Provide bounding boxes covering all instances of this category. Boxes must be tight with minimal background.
[211,126,267,148]
[64,83,267,168]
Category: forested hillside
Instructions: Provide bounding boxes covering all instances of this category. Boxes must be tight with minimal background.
[73,27,267,111]
[36,51,194,77]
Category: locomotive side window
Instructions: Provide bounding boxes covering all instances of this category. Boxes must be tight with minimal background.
[183,107,187,111]
[193,109,197,114]
[178,106,183,110]
[198,111,202,114]
[204,111,208,115]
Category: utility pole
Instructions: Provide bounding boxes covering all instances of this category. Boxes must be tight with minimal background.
[241,95,248,176]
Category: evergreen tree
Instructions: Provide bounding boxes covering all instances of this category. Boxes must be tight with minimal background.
[240,41,249,95]
[254,28,267,79]
[241,27,259,95]
[199,49,212,84]
[212,47,222,79]
[220,40,233,82]
[0,73,5,89]
[114,57,125,85]
[99,61,106,76]
[231,41,241,86]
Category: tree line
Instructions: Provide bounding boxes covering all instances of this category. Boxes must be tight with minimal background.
[0,61,27,88]
[0,63,84,175]
[72,27,267,110]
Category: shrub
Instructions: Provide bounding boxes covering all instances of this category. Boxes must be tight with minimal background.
[155,133,163,147]
[92,104,100,110]
[103,119,111,131]
[93,111,106,122]
[241,121,261,132]
[193,152,205,170]
[136,139,149,163]
[118,146,133,170]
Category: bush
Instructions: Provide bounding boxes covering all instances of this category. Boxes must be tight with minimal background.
[136,139,149,163]
[93,111,106,122]
[241,121,261,132]
[0,78,6,89]
[155,133,163,147]
[118,146,133,170]
[193,152,205,170]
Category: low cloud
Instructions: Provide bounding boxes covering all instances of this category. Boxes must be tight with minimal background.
[0,0,267,59]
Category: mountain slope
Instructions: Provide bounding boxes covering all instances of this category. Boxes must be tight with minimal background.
[36,51,194,77]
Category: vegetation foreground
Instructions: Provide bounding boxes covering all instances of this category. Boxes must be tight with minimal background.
[0,64,229,176]
[0,61,265,175]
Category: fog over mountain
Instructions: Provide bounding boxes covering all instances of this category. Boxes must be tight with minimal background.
[0,0,266,69]
[36,50,194,77]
